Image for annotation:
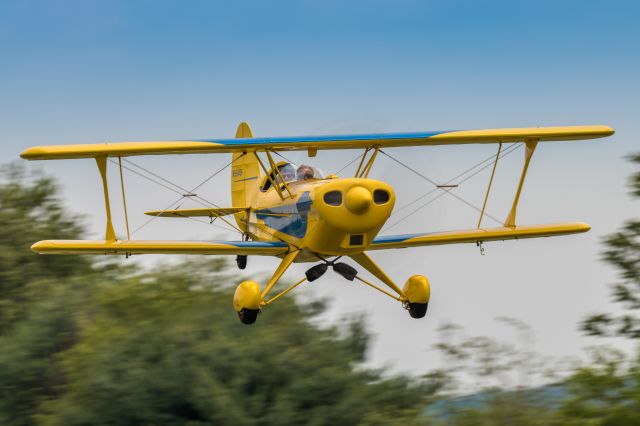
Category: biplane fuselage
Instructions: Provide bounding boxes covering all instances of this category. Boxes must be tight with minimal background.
[20,121,615,324]
[243,177,395,262]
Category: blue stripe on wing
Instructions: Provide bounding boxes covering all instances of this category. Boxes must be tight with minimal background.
[192,131,453,145]
[226,241,288,248]
[371,233,424,244]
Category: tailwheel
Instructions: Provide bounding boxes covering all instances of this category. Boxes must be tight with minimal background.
[236,255,247,270]
[238,308,259,324]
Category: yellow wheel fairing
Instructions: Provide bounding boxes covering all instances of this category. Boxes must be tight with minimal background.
[233,281,262,312]
[403,275,431,304]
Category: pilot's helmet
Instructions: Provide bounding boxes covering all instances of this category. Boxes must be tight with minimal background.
[297,164,314,180]
[279,163,296,181]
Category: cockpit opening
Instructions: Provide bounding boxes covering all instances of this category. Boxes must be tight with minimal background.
[260,162,326,192]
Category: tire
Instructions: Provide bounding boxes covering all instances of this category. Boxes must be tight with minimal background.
[236,255,248,270]
[238,308,259,325]
[408,302,428,319]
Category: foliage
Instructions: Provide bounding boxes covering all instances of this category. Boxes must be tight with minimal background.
[424,321,562,426]
[0,165,428,425]
[3,159,640,425]
[558,346,640,425]
[582,154,640,338]
[0,164,91,330]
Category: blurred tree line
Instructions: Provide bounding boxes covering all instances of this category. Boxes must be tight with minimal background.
[0,154,638,425]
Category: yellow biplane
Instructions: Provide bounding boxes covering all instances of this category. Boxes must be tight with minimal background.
[21,122,614,324]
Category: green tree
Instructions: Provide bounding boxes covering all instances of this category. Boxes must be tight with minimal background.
[35,260,430,425]
[582,154,640,338]
[0,164,98,425]
[0,163,91,330]
[424,321,561,426]
[0,165,430,426]
[558,346,640,425]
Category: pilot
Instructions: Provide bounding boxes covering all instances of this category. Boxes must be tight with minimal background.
[278,163,296,182]
[296,164,314,181]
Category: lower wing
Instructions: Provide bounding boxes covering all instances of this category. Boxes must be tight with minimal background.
[368,222,590,250]
[31,239,289,256]
[144,207,245,218]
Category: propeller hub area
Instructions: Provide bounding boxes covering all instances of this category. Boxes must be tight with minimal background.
[345,186,372,214]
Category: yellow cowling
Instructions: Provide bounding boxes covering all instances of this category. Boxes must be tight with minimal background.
[402,275,430,304]
[233,280,262,312]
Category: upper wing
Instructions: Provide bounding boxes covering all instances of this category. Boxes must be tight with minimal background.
[144,207,245,218]
[368,222,590,250]
[31,239,289,256]
[21,125,614,160]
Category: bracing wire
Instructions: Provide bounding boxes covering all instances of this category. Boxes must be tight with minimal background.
[272,150,295,165]
[116,154,289,244]
[391,143,521,216]
[335,151,367,175]
[381,143,523,232]
[118,158,244,233]
[108,156,244,235]
[380,149,503,224]
[274,148,369,178]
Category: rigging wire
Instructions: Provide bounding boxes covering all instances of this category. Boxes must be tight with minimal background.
[335,151,367,175]
[391,143,521,216]
[116,154,288,243]
[272,150,295,165]
[381,143,523,232]
[118,158,244,233]
[121,157,230,209]
[380,149,502,224]
[274,148,369,178]
[109,157,243,235]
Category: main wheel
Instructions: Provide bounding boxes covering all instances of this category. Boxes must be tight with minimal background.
[236,255,248,270]
[238,308,259,325]
[407,302,428,319]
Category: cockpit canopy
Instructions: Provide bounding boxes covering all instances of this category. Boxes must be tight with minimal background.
[261,162,325,191]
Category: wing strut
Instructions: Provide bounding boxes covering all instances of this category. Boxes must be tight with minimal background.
[252,151,294,201]
[355,146,380,178]
[504,140,538,227]
[96,156,116,241]
[477,143,502,229]
[117,157,131,240]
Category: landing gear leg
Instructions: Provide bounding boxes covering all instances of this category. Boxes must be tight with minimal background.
[350,252,430,319]
[236,255,247,270]
[232,250,300,325]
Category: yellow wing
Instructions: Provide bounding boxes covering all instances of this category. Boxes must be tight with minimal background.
[368,222,590,250]
[31,239,289,256]
[21,125,614,160]
[144,207,245,218]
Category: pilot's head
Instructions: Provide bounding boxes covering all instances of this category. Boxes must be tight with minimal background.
[279,164,296,181]
[297,165,314,181]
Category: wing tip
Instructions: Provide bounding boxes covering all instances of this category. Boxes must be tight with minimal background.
[573,222,591,233]
[20,147,44,160]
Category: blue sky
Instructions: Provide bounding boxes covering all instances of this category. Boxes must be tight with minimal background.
[1,0,639,376]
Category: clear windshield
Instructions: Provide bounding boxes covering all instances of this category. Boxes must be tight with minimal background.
[264,162,326,191]
[278,163,296,183]
[294,164,325,181]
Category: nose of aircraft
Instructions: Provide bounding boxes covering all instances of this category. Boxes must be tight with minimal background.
[345,186,372,214]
